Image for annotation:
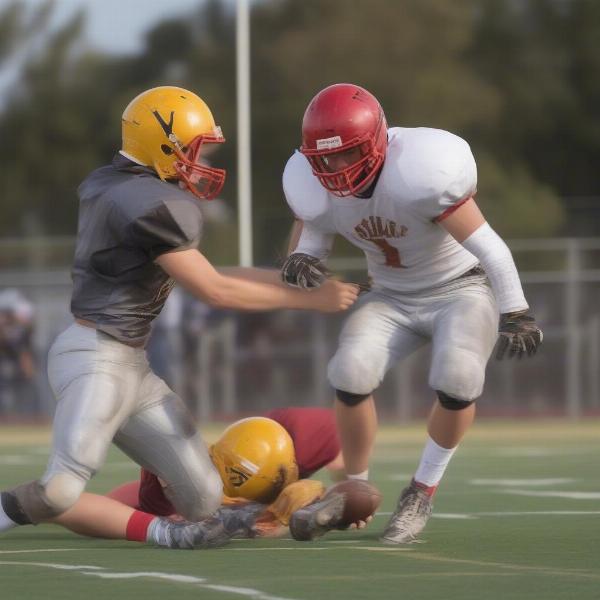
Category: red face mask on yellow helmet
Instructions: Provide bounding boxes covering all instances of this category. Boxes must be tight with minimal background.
[300,83,387,197]
[121,86,225,200]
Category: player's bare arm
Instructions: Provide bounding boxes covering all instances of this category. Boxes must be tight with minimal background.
[156,249,358,313]
[439,197,543,359]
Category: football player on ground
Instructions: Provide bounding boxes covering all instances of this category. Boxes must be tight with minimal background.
[0,86,359,544]
[48,408,345,547]
[281,83,543,543]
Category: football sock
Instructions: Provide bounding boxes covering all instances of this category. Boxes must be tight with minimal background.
[413,436,457,496]
[125,510,157,543]
[347,469,369,481]
[0,496,18,532]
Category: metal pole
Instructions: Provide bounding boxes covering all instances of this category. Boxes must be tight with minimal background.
[222,318,237,416]
[565,239,582,419]
[198,334,212,421]
[589,315,600,408]
[311,314,330,405]
[236,0,253,266]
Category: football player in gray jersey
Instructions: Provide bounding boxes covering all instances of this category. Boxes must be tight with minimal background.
[0,86,359,545]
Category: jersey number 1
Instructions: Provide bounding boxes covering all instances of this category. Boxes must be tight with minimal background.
[371,238,405,268]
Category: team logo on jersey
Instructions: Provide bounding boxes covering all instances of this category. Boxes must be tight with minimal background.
[354,217,407,241]
[354,217,408,268]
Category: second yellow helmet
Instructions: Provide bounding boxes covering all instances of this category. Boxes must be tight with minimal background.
[211,417,299,504]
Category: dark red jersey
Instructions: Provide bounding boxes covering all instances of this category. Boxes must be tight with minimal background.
[264,407,340,479]
[136,407,340,515]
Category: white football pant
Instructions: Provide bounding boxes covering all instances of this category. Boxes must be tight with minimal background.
[328,276,498,400]
[43,323,222,520]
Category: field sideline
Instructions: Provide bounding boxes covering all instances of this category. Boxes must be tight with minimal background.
[1,420,599,600]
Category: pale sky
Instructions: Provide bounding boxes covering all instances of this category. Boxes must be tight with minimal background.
[0,0,218,103]
[30,0,208,54]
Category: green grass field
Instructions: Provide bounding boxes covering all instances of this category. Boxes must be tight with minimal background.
[1,420,600,600]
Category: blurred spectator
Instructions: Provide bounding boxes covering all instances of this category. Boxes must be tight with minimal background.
[146,286,183,388]
[0,289,38,416]
[180,291,216,407]
[147,287,225,412]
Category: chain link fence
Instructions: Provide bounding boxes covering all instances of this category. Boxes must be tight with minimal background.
[0,237,598,420]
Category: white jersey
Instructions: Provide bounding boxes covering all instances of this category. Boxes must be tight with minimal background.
[283,127,480,293]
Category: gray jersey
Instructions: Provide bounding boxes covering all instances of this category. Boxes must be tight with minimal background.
[71,154,204,346]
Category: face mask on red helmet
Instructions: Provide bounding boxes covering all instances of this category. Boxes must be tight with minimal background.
[300,84,388,197]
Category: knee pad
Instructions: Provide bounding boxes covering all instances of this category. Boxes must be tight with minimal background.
[328,350,385,397]
[436,390,474,411]
[1,474,84,525]
[44,473,85,514]
[335,389,371,407]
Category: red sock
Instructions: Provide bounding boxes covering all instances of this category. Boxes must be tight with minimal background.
[126,510,156,542]
[413,478,438,498]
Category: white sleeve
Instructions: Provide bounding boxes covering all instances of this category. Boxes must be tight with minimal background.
[293,221,335,261]
[461,222,528,313]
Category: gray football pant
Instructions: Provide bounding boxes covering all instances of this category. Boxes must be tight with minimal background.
[328,277,498,400]
[43,323,222,521]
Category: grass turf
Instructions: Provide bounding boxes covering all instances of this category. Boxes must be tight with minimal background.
[1,420,599,600]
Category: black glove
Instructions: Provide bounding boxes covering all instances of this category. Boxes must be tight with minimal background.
[496,311,543,360]
[281,253,330,289]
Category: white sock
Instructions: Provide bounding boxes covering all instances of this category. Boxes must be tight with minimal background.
[346,469,369,481]
[413,437,457,487]
[0,500,18,533]
[147,517,167,545]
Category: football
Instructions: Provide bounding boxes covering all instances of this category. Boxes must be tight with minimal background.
[324,479,382,526]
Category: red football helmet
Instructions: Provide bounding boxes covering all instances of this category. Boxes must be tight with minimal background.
[300,84,388,197]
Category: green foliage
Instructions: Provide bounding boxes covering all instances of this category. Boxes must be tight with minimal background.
[0,0,598,263]
[476,152,564,238]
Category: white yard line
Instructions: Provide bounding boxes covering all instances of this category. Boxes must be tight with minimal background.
[493,447,593,457]
[0,560,296,600]
[376,510,600,518]
[477,510,600,516]
[501,489,600,500]
[400,552,600,581]
[0,549,78,555]
[227,546,412,553]
[469,478,575,486]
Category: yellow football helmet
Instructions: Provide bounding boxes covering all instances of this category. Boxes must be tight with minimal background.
[121,86,225,199]
[211,417,299,504]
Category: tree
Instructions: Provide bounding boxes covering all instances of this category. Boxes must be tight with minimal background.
[3,0,600,263]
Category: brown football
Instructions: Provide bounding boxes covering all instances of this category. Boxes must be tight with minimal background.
[324,479,382,526]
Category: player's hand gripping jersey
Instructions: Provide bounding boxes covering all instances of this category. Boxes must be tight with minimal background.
[284,127,479,291]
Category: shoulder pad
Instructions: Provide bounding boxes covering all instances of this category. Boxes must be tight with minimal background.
[282,151,331,222]
[388,128,477,220]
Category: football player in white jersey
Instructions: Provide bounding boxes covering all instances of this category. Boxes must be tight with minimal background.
[281,83,542,544]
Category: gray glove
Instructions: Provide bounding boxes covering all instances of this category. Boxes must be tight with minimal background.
[496,311,543,360]
[281,253,330,289]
